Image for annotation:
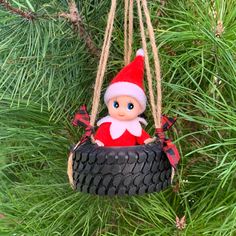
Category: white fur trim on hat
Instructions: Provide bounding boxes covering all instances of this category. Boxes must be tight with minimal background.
[104,82,147,112]
[136,48,144,57]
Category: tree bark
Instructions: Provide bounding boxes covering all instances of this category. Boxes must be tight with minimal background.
[59,0,100,58]
[0,0,35,20]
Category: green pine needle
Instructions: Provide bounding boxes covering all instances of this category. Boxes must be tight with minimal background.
[0,0,236,235]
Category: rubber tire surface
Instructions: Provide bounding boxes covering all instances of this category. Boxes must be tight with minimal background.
[72,140,172,196]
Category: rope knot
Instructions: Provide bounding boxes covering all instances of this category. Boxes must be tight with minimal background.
[155,127,165,143]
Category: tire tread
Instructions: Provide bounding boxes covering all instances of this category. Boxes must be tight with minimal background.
[72,141,172,196]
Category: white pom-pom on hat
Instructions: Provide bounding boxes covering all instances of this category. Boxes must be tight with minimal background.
[136,48,144,57]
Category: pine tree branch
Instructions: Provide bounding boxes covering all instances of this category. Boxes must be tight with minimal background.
[59,0,100,58]
[0,0,35,20]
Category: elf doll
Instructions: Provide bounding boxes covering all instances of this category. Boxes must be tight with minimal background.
[94,49,155,147]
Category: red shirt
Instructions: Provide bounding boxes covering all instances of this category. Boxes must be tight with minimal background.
[94,122,150,147]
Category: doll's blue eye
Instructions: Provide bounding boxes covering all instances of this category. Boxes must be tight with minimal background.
[127,103,134,110]
[113,101,119,108]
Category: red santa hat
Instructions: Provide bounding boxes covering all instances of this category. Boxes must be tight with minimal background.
[104,49,146,112]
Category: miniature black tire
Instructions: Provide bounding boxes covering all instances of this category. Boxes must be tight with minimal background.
[72,140,172,196]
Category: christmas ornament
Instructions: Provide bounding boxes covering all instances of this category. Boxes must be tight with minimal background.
[67,0,180,196]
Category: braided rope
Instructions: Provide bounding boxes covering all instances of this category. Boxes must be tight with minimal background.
[136,0,157,128]
[90,0,117,126]
[124,0,134,65]
[141,0,162,128]
[124,0,128,64]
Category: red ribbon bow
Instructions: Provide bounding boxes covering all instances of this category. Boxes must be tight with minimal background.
[156,115,180,169]
[72,105,94,143]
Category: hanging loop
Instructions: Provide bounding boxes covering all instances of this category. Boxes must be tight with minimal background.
[141,0,162,129]
[136,0,162,129]
[90,0,117,127]
[136,0,157,128]
[90,0,162,131]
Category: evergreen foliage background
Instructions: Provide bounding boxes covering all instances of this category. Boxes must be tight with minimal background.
[0,0,235,235]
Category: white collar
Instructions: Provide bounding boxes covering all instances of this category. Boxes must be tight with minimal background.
[97,115,147,139]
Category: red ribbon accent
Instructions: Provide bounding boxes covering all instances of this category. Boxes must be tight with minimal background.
[72,105,94,143]
[156,115,180,169]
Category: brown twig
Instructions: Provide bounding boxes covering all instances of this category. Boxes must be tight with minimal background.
[157,0,167,17]
[0,0,35,20]
[163,44,176,56]
[215,20,224,37]
[153,0,167,25]
[172,181,180,193]
[59,0,100,58]
[209,0,224,37]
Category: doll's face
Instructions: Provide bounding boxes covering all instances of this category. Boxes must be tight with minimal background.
[107,95,142,121]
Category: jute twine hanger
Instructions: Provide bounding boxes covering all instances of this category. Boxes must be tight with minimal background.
[67,1,181,187]
[90,0,162,137]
